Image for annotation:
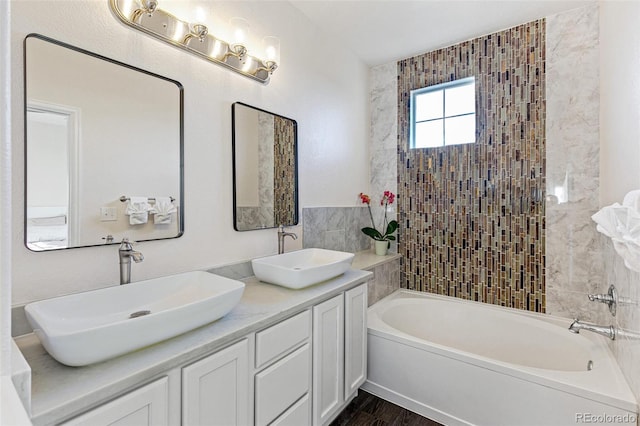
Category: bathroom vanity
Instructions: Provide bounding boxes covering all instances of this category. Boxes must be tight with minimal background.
[14,269,371,426]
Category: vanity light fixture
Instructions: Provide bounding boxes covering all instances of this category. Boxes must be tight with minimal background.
[185,23,208,43]
[225,17,249,62]
[109,0,279,84]
[261,36,280,74]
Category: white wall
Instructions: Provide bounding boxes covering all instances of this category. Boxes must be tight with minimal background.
[26,116,68,208]
[1,0,13,377]
[235,106,261,207]
[599,0,640,403]
[599,1,640,206]
[9,0,370,305]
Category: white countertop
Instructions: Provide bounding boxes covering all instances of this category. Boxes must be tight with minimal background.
[14,268,372,426]
[352,251,401,270]
[1,377,32,426]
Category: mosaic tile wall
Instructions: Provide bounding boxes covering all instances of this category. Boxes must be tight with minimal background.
[397,20,546,312]
[235,114,296,230]
[274,116,296,226]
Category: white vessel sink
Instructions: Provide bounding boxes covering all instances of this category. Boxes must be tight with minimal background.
[252,248,355,289]
[24,271,245,366]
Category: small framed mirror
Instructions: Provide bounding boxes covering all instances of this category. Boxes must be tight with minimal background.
[24,34,184,251]
[232,102,298,231]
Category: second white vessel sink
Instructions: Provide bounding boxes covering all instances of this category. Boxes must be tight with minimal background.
[252,248,355,289]
[25,271,245,366]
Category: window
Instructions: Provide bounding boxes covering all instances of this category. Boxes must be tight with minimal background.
[410,77,476,149]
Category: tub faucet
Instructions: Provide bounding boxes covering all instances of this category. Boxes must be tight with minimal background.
[119,238,144,285]
[568,319,616,340]
[588,285,618,316]
[277,225,297,254]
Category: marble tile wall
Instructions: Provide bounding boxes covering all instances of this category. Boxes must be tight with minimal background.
[363,257,401,306]
[602,237,640,402]
[302,207,372,253]
[235,207,274,230]
[258,111,275,212]
[370,62,399,255]
[545,4,604,322]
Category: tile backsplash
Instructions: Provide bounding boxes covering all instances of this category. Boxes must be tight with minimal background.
[302,207,373,253]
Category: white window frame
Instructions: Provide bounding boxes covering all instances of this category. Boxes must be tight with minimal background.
[409,76,476,149]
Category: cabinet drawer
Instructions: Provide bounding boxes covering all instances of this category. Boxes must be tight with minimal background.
[255,310,310,369]
[255,343,310,426]
[271,394,310,426]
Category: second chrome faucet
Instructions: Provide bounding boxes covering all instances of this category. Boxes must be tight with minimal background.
[119,238,144,285]
[277,225,297,254]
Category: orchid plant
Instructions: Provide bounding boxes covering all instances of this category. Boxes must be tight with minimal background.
[359,191,399,245]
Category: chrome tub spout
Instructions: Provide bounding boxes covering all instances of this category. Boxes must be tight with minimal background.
[568,319,616,340]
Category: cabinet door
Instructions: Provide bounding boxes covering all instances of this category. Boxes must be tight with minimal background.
[344,284,368,399]
[182,339,250,426]
[312,294,344,425]
[61,377,168,426]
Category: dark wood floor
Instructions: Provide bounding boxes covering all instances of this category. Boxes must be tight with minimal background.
[330,390,442,426]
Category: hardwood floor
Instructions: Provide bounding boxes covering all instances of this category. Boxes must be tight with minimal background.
[330,391,442,426]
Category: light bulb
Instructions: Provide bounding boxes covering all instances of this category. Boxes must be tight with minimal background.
[194,6,206,25]
[230,17,249,46]
[262,36,280,66]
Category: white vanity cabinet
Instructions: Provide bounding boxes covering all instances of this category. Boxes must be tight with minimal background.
[182,339,250,426]
[61,377,169,426]
[313,283,368,425]
[254,310,312,426]
[32,276,372,426]
[344,284,368,399]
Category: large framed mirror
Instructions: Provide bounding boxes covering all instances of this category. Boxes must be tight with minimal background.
[24,34,184,251]
[232,102,298,231]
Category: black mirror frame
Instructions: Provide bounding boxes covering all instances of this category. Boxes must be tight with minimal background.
[231,102,299,231]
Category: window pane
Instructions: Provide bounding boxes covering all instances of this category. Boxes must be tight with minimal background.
[414,120,443,148]
[414,90,443,121]
[445,82,475,117]
[444,114,475,146]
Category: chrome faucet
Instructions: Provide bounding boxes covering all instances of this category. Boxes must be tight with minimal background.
[277,225,297,254]
[568,319,616,340]
[118,238,144,285]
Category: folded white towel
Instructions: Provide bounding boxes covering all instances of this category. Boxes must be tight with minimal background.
[150,196,176,225]
[623,190,640,212]
[125,196,151,225]
[592,193,640,272]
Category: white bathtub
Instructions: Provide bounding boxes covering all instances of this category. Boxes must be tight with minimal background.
[362,290,638,426]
